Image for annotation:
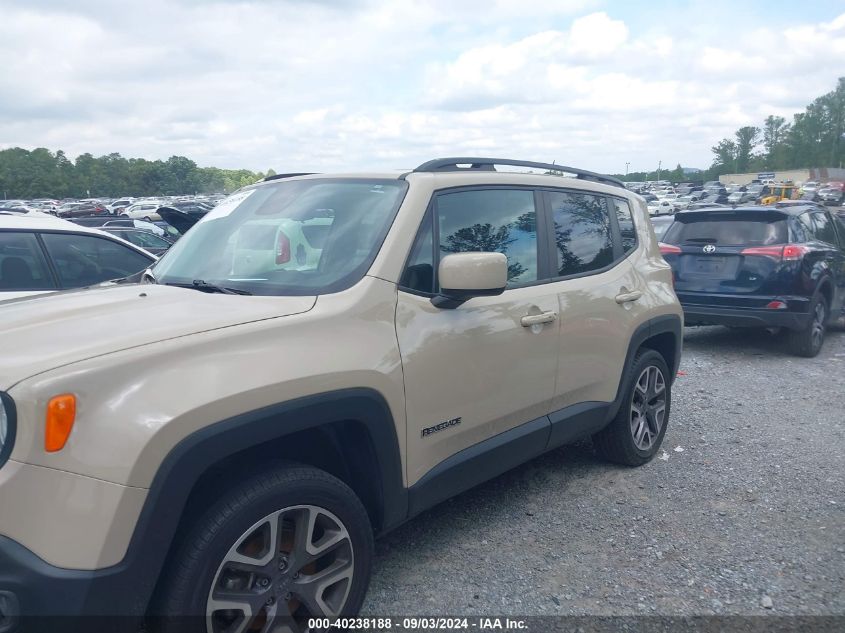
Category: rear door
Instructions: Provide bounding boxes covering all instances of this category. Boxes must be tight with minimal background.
[661,210,792,307]
[811,210,845,315]
[0,231,57,299]
[542,191,644,416]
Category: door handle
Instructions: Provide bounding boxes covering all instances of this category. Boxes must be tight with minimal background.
[521,311,557,327]
[615,290,643,304]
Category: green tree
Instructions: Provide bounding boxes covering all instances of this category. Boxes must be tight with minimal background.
[710,139,737,174]
[734,126,760,173]
[762,115,789,168]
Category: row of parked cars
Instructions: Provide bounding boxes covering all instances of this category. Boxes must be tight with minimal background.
[650,199,845,357]
[0,195,219,300]
[632,180,845,216]
[0,160,843,633]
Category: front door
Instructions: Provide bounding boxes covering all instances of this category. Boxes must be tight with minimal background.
[396,187,559,486]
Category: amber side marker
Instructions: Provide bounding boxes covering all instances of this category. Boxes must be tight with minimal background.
[45,394,76,452]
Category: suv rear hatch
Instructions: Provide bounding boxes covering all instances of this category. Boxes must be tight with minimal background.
[660,209,798,307]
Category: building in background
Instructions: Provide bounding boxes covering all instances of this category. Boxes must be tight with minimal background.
[719,167,845,185]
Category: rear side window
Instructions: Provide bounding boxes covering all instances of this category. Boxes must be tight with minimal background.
[547,191,613,277]
[611,198,637,254]
[810,212,838,246]
[834,215,845,246]
[664,216,787,246]
[0,232,56,290]
[41,233,152,287]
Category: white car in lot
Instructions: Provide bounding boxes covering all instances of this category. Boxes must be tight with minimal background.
[0,214,157,302]
[727,190,755,204]
[647,199,678,216]
[121,201,163,220]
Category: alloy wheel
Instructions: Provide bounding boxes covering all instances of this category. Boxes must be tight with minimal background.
[206,505,354,633]
[630,365,666,451]
[811,301,826,352]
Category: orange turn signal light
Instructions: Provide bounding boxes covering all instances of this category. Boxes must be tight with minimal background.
[45,394,76,452]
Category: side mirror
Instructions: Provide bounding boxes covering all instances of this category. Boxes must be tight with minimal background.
[431,252,508,309]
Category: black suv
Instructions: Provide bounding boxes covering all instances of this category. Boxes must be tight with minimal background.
[659,204,845,357]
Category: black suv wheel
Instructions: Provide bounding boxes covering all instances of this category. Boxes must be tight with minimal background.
[593,349,671,466]
[787,293,828,358]
[153,465,373,632]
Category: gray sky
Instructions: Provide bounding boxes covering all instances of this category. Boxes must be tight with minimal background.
[2,0,843,174]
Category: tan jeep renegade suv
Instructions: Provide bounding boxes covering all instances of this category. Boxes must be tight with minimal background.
[0,158,682,632]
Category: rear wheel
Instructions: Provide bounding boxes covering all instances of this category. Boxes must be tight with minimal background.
[787,294,827,358]
[593,349,671,466]
[153,465,373,633]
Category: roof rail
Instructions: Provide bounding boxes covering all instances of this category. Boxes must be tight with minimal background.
[263,172,317,182]
[413,157,625,189]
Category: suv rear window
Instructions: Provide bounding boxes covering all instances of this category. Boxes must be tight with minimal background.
[663,214,788,246]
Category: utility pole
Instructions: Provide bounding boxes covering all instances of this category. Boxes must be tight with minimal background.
[657,160,662,183]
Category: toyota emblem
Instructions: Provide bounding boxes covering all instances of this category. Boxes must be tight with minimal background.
[703,244,716,253]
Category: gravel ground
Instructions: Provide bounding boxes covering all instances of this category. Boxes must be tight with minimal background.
[363,325,845,617]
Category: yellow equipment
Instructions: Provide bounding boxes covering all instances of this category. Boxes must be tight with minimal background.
[760,183,797,205]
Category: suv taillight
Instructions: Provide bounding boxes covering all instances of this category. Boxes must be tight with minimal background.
[782,244,810,260]
[740,244,809,261]
[658,243,681,255]
[276,231,291,264]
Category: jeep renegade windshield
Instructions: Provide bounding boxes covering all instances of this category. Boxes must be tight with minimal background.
[152,178,407,295]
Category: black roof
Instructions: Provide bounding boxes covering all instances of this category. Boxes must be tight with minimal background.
[679,203,822,217]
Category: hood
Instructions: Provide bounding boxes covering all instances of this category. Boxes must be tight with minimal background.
[157,207,205,234]
[0,284,315,388]
[0,290,52,302]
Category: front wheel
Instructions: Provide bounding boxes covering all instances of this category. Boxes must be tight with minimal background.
[153,465,374,633]
[593,349,671,466]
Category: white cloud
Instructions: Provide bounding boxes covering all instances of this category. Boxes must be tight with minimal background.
[0,2,843,175]
[567,12,628,59]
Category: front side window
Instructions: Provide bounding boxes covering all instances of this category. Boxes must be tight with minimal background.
[436,189,538,286]
[548,191,614,277]
[400,210,435,294]
[41,233,152,287]
[152,179,407,296]
[0,232,55,290]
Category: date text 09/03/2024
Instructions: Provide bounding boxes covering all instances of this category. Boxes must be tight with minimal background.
[307,617,528,630]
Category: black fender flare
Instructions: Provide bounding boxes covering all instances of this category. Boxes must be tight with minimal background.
[76,388,406,617]
[607,314,683,421]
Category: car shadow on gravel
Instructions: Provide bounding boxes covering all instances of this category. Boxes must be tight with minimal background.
[371,438,615,561]
[682,325,845,358]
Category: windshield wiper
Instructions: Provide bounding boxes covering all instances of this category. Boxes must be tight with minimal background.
[165,280,252,295]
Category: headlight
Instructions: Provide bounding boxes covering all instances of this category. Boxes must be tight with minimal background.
[0,393,15,469]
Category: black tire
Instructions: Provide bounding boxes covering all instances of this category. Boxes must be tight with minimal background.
[593,349,671,466]
[151,464,373,632]
[786,293,828,358]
